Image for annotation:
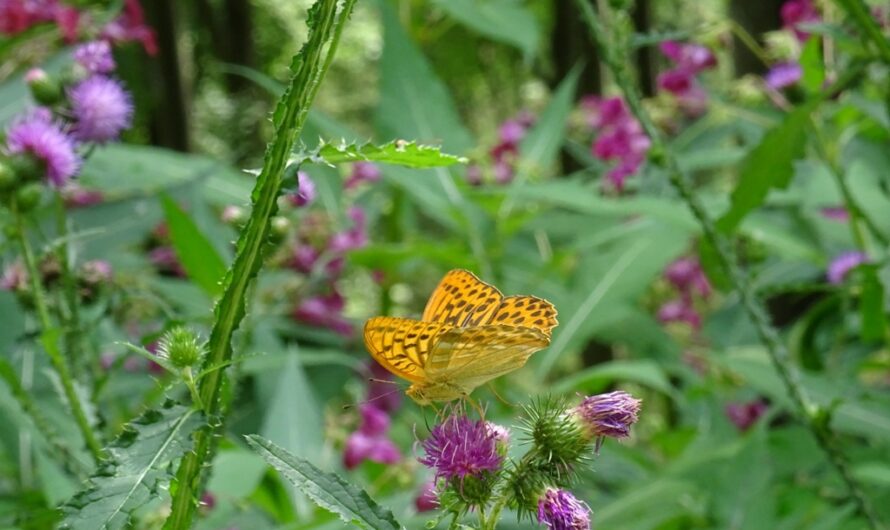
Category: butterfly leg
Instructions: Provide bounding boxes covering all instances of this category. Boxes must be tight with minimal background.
[486,382,515,408]
[463,394,487,421]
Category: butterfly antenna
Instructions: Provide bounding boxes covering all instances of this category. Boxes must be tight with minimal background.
[341,386,403,410]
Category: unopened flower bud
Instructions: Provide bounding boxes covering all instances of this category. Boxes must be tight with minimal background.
[15,183,43,211]
[536,487,592,530]
[7,154,42,183]
[25,69,62,105]
[158,327,205,368]
[270,216,291,242]
[220,205,245,225]
[0,160,17,190]
[573,391,641,443]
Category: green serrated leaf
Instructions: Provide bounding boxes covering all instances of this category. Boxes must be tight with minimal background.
[59,401,203,530]
[715,102,816,233]
[160,195,227,297]
[245,435,403,530]
[297,140,467,168]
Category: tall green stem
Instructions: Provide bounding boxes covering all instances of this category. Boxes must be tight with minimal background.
[163,1,356,527]
[12,208,103,464]
[573,2,882,528]
[834,0,890,63]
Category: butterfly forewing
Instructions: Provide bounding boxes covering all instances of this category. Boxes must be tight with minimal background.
[489,295,559,338]
[363,316,453,383]
[421,269,504,327]
[426,325,550,393]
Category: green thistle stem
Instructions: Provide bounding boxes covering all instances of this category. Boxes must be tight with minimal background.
[834,0,890,63]
[12,207,103,464]
[573,2,883,528]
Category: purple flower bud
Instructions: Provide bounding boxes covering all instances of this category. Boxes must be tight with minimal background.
[657,69,694,95]
[764,62,802,90]
[418,414,503,483]
[359,404,390,437]
[149,246,186,277]
[5,110,81,186]
[74,41,116,74]
[62,184,104,208]
[288,171,316,207]
[498,119,527,145]
[659,41,716,73]
[293,292,353,336]
[68,75,133,143]
[781,0,820,41]
[493,160,514,185]
[290,244,318,273]
[664,257,699,290]
[827,251,868,284]
[574,391,642,440]
[81,260,112,284]
[200,492,216,510]
[820,206,849,222]
[414,481,438,512]
[0,261,28,291]
[725,400,767,432]
[657,299,701,329]
[344,161,381,189]
[537,487,591,530]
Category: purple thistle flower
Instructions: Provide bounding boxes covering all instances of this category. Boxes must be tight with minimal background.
[537,488,591,530]
[764,62,802,90]
[288,171,316,207]
[418,414,503,483]
[827,251,868,284]
[574,391,642,440]
[73,40,116,74]
[5,110,80,186]
[68,75,133,143]
[725,399,767,432]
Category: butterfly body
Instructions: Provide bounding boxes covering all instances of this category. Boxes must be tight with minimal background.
[364,270,558,404]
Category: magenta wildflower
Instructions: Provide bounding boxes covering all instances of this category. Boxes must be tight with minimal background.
[1,261,28,291]
[465,164,483,186]
[344,161,381,189]
[820,206,849,222]
[765,62,803,90]
[781,0,820,41]
[657,299,701,329]
[827,251,868,284]
[659,41,717,72]
[290,244,319,273]
[81,260,112,284]
[574,391,642,440]
[200,492,216,511]
[293,291,353,336]
[583,96,650,190]
[657,41,716,116]
[537,488,591,530]
[5,110,80,186]
[148,246,186,277]
[414,481,438,512]
[328,207,368,254]
[664,256,711,297]
[498,119,527,144]
[101,0,158,55]
[725,400,767,432]
[74,41,116,74]
[68,76,134,143]
[0,0,78,39]
[343,409,401,469]
[418,414,503,483]
[288,171,316,207]
[62,184,104,207]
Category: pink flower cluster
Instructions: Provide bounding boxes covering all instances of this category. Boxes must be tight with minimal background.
[343,363,402,469]
[657,256,711,330]
[0,0,156,53]
[466,112,534,186]
[657,41,717,116]
[582,96,650,191]
[725,399,767,432]
[781,0,820,42]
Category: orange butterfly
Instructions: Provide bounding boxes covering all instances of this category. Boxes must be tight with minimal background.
[363,269,558,404]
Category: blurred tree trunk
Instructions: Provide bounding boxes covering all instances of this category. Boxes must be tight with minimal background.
[632,0,655,96]
[144,0,191,151]
[221,0,255,92]
[730,0,784,75]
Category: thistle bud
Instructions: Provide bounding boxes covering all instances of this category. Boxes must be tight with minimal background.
[15,183,44,211]
[157,327,205,368]
[536,487,592,530]
[25,69,63,106]
[572,391,642,445]
[0,160,17,190]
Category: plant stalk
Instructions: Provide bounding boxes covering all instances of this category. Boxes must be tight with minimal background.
[163,1,355,527]
[573,2,883,528]
[834,0,890,63]
[12,208,103,464]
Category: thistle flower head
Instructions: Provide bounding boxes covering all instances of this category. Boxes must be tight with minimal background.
[74,41,116,74]
[537,488,591,530]
[68,75,133,143]
[5,110,80,186]
[157,326,205,368]
[573,391,641,441]
[418,414,503,483]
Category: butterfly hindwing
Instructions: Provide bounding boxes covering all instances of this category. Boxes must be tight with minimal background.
[489,295,559,338]
[425,325,550,393]
[363,316,453,383]
[421,269,503,327]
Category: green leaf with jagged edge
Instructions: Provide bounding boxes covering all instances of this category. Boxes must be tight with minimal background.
[59,401,203,530]
[245,435,403,530]
[293,139,467,168]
